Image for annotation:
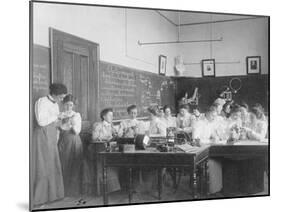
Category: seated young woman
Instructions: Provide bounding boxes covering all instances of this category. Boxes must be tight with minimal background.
[221,101,233,119]
[147,106,166,137]
[176,104,194,134]
[190,105,205,123]
[243,104,268,141]
[192,106,223,194]
[226,104,244,141]
[161,105,177,129]
[57,94,83,197]
[91,108,121,194]
[118,105,145,138]
[157,106,165,120]
[239,102,251,127]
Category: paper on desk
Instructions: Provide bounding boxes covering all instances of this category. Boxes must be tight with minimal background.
[175,143,209,153]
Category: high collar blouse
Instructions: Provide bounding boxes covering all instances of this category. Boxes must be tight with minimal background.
[92,120,116,141]
[34,95,59,127]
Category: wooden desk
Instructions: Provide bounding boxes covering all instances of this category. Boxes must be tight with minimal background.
[209,141,269,195]
[209,141,268,158]
[99,147,209,205]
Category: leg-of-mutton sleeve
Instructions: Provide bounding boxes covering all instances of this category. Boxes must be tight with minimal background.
[71,112,82,134]
[34,96,59,127]
[92,121,113,141]
[92,122,103,141]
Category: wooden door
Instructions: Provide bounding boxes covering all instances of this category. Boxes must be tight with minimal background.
[50,28,99,131]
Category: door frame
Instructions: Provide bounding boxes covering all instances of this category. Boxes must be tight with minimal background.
[49,27,100,126]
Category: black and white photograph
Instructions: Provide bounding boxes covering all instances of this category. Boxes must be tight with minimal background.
[202,59,216,77]
[29,1,269,211]
[246,56,261,74]
[159,55,167,75]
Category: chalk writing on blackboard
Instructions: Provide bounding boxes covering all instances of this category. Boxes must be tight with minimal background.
[99,61,175,120]
[32,45,51,102]
[33,64,49,91]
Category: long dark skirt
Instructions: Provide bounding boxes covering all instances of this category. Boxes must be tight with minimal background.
[32,123,64,206]
[58,130,83,197]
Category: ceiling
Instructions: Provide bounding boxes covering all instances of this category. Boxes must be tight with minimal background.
[156,10,261,26]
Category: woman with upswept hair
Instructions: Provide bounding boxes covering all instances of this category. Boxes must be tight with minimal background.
[32,83,67,206]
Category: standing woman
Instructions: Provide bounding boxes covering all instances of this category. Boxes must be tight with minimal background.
[58,94,83,197]
[32,83,67,206]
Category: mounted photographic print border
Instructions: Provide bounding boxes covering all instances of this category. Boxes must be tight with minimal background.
[159,55,167,76]
[30,0,270,211]
[202,59,216,77]
[246,56,261,74]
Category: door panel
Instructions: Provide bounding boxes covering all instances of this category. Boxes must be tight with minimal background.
[80,55,89,120]
[63,50,74,94]
[50,28,99,131]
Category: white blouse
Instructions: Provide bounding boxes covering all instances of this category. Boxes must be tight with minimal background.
[60,111,82,134]
[92,120,116,141]
[149,117,166,137]
[192,119,218,144]
[161,116,177,128]
[34,95,59,127]
[176,113,193,133]
[247,118,268,141]
[118,119,145,137]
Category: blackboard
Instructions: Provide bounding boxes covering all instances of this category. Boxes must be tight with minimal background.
[173,75,269,113]
[99,61,176,120]
[32,44,51,103]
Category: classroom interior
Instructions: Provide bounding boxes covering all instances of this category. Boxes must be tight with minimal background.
[31,2,269,210]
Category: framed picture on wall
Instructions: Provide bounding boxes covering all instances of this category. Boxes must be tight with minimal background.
[246,56,261,74]
[202,59,215,77]
[159,55,167,76]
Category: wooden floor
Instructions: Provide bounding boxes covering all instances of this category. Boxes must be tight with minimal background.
[34,173,269,210]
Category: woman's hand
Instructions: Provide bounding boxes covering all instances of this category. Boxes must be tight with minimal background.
[54,119,62,128]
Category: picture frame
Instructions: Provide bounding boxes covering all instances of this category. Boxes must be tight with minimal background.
[246,56,261,74]
[159,55,167,76]
[202,59,215,77]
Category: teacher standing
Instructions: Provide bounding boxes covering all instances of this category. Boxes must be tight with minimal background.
[32,83,67,206]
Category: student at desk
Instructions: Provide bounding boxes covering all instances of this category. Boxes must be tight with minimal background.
[192,106,223,194]
[227,105,244,141]
[161,105,177,128]
[147,107,166,137]
[244,104,268,141]
[92,108,121,194]
[118,105,145,138]
[240,102,251,127]
[176,104,193,134]
[221,101,232,119]
[190,105,205,123]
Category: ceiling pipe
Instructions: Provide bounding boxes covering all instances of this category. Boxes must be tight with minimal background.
[137,37,223,46]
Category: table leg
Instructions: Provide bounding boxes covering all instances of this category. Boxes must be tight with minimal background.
[128,168,132,203]
[204,160,209,196]
[199,164,203,196]
[102,158,108,205]
[158,168,163,200]
[191,166,198,199]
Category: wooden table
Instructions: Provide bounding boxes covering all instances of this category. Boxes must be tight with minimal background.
[209,141,269,195]
[99,147,209,205]
[209,141,268,158]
